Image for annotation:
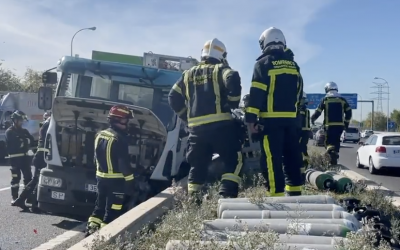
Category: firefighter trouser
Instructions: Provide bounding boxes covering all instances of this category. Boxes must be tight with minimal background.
[88,178,125,229]
[186,124,243,198]
[324,126,344,165]
[299,130,310,176]
[260,124,303,196]
[10,156,33,199]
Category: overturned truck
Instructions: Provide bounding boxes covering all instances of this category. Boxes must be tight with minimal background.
[36,53,198,216]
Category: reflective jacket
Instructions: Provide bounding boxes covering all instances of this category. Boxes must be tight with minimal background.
[168,58,242,132]
[245,50,303,125]
[311,92,352,128]
[95,128,134,181]
[5,126,35,158]
[299,105,311,130]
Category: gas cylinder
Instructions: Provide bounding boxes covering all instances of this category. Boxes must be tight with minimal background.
[166,240,342,250]
[200,231,348,245]
[218,202,345,218]
[326,172,353,193]
[219,210,360,228]
[305,169,335,190]
[203,220,353,237]
[218,195,336,205]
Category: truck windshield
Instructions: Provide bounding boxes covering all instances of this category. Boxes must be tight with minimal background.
[57,73,176,130]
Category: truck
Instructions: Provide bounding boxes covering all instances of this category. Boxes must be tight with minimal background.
[36,52,198,216]
[0,92,44,160]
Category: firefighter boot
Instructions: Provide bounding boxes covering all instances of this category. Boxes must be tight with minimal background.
[11,187,30,209]
[10,186,19,205]
[85,222,100,237]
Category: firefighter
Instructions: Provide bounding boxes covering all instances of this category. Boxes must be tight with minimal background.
[168,38,243,199]
[5,110,34,204]
[311,82,352,165]
[86,105,135,236]
[12,111,51,212]
[298,92,311,180]
[245,27,304,197]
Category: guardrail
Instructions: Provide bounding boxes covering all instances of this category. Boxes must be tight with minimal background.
[67,177,188,250]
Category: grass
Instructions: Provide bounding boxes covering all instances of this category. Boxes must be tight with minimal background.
[88,148,400,250]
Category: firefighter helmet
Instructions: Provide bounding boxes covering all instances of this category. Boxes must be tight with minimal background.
[201,38,227,63]
[107,105,133,126]
[324,82,339,93]
[302,91,308,105]
[43,111,52,121]
[10,110,28,121]
[259,27,286,52]
[242,94,250,107]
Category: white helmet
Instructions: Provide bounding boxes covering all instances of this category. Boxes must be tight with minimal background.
[259,27,286,52]
[43,111,52,120]
[201,38,227,62]
[324,82,339,93]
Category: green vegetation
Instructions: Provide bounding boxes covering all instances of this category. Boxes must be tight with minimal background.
[88,149,400,250]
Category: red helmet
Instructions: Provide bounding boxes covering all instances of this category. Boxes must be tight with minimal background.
[108,105,133,119]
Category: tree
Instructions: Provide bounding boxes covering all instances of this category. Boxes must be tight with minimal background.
[363,111,387,131]
[390,109,400,131]
[0,63,23,92]
[21,67,44,93]
[0,64,43,93]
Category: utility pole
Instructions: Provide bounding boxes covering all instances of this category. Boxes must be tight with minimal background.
[358,100,374,130]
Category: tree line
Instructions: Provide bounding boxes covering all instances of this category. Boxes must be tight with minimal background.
[0,63,43,93]
[352,110,400,132]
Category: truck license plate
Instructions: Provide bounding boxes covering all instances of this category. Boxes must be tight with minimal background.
[51,191,65,200]
[85,184,98,192]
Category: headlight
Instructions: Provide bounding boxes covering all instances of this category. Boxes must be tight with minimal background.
[40,176,62,187]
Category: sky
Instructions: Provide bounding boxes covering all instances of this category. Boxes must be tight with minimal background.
[0,0,399,123]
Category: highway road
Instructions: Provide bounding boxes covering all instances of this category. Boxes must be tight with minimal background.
[308,139,400,195]
[0,164,86,250]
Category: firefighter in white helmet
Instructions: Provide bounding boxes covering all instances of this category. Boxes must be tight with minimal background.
[311,82,352,165]
[169,38,243,201]
[245,27,304,197]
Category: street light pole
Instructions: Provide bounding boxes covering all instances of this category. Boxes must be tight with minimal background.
[358,94,363,127]
[374,77,389,131]
[70,27,96,56]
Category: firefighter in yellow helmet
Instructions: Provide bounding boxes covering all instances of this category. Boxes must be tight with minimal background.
[311,82,352,165]
[245,27,304,197]
[86,105,135,236]
[168,38,243,200]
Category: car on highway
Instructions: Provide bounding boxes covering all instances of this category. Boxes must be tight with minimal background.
[361,130,374,138]
[341,127,360,143]
[356,133,400,174]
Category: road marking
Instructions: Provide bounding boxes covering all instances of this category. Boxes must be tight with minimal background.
[0,186,10,192]
[0,184,24,192]
[31,223,86,250]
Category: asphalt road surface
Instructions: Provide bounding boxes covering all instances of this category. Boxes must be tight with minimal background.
[0,163,86,250]
[308,139,400,195]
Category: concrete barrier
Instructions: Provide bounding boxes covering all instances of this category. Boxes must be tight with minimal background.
[67,177,188,250]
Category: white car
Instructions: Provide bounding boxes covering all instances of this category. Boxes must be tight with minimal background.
[341,127,360,143]
[361,130,374,138]
[356,133,400,174]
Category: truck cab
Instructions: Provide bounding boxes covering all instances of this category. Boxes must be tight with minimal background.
[37,53,197,216]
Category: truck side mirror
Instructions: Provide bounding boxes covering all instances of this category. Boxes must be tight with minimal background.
[42,72,58,85]
[38,86,53,110]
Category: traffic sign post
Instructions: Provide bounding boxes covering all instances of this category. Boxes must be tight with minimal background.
[388,121,396,130]
[306,93,358,110]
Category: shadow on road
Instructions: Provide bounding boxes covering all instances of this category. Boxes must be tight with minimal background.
[373,168,400,178]
[52,220,85,231]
